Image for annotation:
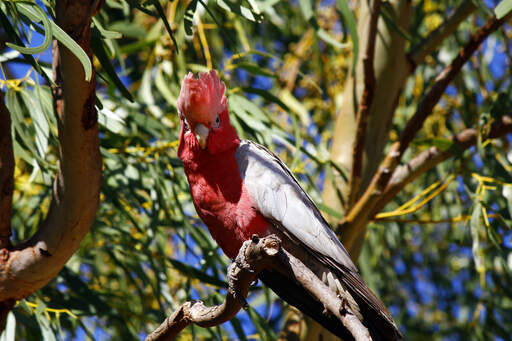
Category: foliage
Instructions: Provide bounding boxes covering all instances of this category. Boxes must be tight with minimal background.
[0,0,511,340]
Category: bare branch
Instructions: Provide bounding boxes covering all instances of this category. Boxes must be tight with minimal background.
[408,0,477,68]
[371,115,512,216]
[146,235,372,341]
[0,92,14,250]
[339,13,512,255]
[0,0,102,302]
[277,248,372,340]
[347,0,382,209]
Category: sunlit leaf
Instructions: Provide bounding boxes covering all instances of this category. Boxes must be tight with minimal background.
[495,0,512,19]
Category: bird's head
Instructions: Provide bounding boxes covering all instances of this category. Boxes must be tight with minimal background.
[177,70,237,153]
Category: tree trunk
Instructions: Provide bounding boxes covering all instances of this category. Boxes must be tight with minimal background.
[323,0,412,260]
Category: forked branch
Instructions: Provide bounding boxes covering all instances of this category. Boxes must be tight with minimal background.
[146,235,372,341]
[339,12,512,252]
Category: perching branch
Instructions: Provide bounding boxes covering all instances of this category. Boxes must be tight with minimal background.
[146,235,372,341]
[371,115,512,217]
[347,0,382,209]
[408,0,477,68]
[0,0,102,304]
[0,92,14,251]
[339,13,512,254]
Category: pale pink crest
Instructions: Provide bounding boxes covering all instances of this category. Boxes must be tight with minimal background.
[177,70,227,125]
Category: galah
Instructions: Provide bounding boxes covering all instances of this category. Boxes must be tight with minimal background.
[177,70,401,340]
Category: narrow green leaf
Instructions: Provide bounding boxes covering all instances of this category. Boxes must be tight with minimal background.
[470,202,485,274]
[98,108,126,133]
[495,0,512,19]
[336,0,358,71]
[242,87,290,112]
[0,9,51,84]
[91,29,134,102]
[234,62,276,78]
[229,317,248,341]
[298,0,314,21]
[315,201,344,220]
[413,137,456,152]
[50,21,92,81]
[7,3,52,54]
[380,2,413,42]
[316,28,349,49]
[20,89,49,158]
[168,258,227,288]
[150,0,179,52]
[5,90,40,163]
[92,17,123,40]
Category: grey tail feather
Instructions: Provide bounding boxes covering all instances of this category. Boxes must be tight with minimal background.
[258,269,402,340]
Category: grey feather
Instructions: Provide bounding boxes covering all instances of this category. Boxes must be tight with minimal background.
[234,140,401,340]
[235,140,357,272]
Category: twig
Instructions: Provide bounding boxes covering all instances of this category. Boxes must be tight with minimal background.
[0,92,14,250]
[408,0,477,68]
[347,0,382,209]
[339,13,512,253]
[145,236,281,341]
[146,235,372,341]
[371,115,512,217]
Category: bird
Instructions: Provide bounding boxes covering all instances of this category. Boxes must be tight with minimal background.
[176,70,401,340]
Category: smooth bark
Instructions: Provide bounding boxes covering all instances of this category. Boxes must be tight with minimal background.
[0,0,102,304]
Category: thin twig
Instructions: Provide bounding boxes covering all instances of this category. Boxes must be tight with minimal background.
[339,13,512,252]
[347,0,382,209]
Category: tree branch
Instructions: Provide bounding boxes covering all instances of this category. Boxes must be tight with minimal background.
[408,0,477,68]
[371,115,512,216]
[146,235,372,341]
[0,92,14,250]
[347,0,382,209]
[0,0,102,303]
[339,13,512,255]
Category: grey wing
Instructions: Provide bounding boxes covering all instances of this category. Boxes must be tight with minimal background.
[234,140,357,272]
[234,140,401,340]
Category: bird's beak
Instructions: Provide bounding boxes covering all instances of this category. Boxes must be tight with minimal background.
[194,123,209,149]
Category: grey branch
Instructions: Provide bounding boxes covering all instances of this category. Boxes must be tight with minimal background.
[146,235,372,341]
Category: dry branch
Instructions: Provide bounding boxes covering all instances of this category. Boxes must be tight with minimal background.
[339,13,512,253]
[0,0,102,305]
[347,0,382,209]
[146,235,372,341]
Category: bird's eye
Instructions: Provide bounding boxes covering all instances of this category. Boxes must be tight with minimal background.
[212,114,220,128]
